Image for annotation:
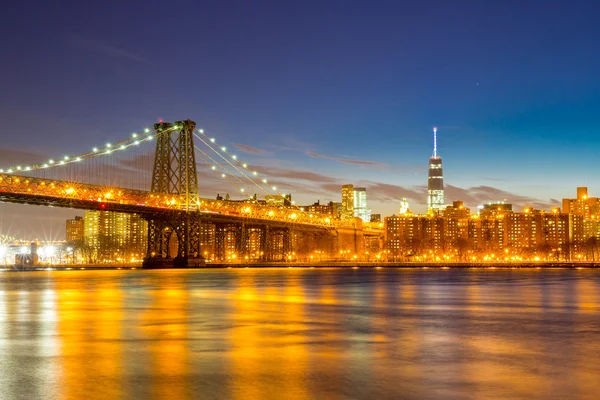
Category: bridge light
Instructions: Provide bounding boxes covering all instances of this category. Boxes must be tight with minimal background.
[120,145,126,150]
[25,166,31,171]
[106,143,112,148]
[210,138,215,143]
[64,156,69,161]
[221,147,226,151]
[211,166,216,170]
[42,164,48,168]
[240,188,245,192]
[221,174,226,178]
[243,163,247,168]
[49,159,54,164]
[93,147,98,152]
[262,179,267,183]
[0,169,3,173]
[147,136,153,140]
[6,169,12,173]
[16,166,22,170]
[59,161,65,165]
[144,128,150,133]
[134,141,140,146]
[105,150,112,154]
[199,129,204,133]
[132,133,138,138]
[75,157,82,162]
[253,171,257,176]
[272,186,277,190]
[232,155,237,160]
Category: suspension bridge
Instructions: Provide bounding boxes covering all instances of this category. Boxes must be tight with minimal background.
[0,120,383,267]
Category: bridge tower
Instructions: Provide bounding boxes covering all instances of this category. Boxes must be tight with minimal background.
[143,120,203,268]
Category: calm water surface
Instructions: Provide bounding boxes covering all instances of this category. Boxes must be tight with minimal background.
[0,268,599,400]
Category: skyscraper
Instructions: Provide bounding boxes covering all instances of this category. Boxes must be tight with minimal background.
[427,127,444,212]
[353,187,371,222]
[341,184,354,219]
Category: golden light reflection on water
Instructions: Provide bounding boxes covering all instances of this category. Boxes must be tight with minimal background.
[56,280,124,399]
[140,287,190,400]
[229,271,309,399]
[0,269,598,399]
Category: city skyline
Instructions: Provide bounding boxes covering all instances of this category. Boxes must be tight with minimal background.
[2,1,600,237]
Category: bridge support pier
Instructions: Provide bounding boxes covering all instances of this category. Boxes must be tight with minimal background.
[143,212,204,268]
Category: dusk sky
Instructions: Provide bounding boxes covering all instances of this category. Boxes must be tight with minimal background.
[1,0,600,239]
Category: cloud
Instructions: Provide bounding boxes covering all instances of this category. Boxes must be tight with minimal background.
[0,148,46,167]
[307,152,383,166]
[252,166,338,184]
[234,143,270,156]
[70,34,152,65]
[356,181,423,203]
[444,185,559,210]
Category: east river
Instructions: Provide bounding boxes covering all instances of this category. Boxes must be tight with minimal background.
[0,268,599,400]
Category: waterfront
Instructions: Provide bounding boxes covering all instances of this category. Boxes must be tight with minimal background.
[0,268,599,400]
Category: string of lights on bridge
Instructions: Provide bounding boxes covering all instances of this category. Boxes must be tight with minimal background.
[0,125,179,175]
[193,129,292,201]
[0,120,304,211]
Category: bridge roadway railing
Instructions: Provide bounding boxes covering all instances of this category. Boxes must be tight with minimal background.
[0,173,384,232]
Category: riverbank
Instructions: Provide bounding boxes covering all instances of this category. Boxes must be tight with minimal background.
[2,261,600,271]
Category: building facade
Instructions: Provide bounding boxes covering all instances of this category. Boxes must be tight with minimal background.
[341,184,354,219]
[385,206,586,261]
[353,187,371,222]
[427,128,444,212]
[83,211,147,262]
[66,216,84,242]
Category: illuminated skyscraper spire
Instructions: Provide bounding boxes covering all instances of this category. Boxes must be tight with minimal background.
[433,127,437,158]
[427,127,444,212]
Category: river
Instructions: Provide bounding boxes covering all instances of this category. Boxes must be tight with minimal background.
[0,268,599,399]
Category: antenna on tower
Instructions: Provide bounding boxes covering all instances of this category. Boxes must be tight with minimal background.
[433,127,438,158]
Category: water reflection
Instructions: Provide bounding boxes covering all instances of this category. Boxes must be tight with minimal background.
[0,269,598,399]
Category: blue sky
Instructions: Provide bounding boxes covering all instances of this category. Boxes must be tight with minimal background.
[1,0,599,238]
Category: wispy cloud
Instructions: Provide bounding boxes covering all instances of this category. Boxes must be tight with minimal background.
[0,148,45,167]
[70,34,152,65]
[252,165,338,184]
[307,151,383,166]
[234,143,270,156]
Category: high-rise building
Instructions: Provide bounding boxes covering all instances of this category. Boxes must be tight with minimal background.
[66,216,84,242]
[443,201,470,218]
[300,200,336,216]
[562,187,600,220]
[264,194,292,206]
[399,197,411,215]
[353,187,371,222]
[341,184,354,219]
[479,202,513,218]
[427,127,444,212]
[385,214,416,258]
[83,211,147,262]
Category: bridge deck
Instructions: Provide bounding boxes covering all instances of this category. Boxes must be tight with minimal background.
[0,173,383,233]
